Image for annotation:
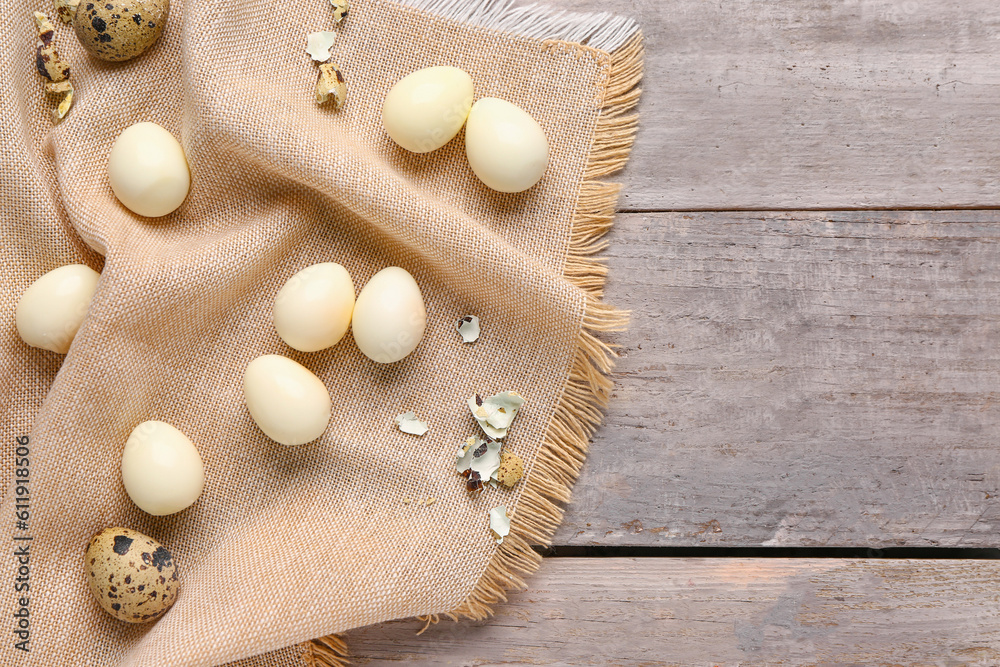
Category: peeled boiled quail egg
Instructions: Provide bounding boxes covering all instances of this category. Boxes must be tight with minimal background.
[273,263,355,353]
[15,264,100,354]
[465,97,549,193]
[243,354,331,446]
[383,66,474,153]
[107,122,190,218]
[121,420,204,516]
[351,267,426,364]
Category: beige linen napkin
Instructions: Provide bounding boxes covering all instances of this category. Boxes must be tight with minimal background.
[0,0,642,664]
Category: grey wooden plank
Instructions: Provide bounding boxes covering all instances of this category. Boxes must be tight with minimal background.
[548,0,1000,209]
[344,557,1000,665]
[554,211,1000,547]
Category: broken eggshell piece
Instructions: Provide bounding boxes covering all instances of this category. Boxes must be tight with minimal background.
[468,391,525,439]
[316,63,347,108]
[456,315,480,343]
[306,30,336,62]
[489,506,510,544]
[394,411,428,436]
[456,436,502,491]
[496,449,524,487]
[330,0,349,22]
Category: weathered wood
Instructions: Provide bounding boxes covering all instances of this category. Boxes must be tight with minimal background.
[554,211,1000,547]
[345,557,1000,665]
[550,0,1000,210]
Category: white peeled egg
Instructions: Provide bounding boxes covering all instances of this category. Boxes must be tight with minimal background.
[273,263,355,353]
[465,97,550,193]
[243,354,331,446]
[121,420,205,516]
[16,264,100,354]
[351,267,426,364]
[108,122,191,218]
[383,66,474,153]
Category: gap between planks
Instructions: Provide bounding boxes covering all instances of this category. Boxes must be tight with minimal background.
[620,206,1000,214]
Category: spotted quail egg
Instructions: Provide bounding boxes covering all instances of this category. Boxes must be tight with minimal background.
[73,0,168,62]
[85,527,179,624]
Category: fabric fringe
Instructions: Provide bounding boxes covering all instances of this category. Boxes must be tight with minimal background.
[301,635,350,667]
[443,30,643,624]
[303,4,642,663]
[395,0,640,53]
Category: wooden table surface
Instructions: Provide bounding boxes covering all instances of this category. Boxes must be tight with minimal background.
[349,1,1000,663]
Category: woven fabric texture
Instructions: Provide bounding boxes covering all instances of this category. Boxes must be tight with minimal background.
[0,0,640,664]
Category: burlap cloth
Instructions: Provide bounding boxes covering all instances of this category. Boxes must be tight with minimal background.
[0,0,642,664]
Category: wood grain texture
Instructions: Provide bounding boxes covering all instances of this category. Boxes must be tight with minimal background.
[549,0,1000,210]
[345,557,1000,665]
[553,211,1000,547]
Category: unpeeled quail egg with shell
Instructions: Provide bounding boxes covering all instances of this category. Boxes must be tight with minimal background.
[74,0,169,62]
[85,527,179,624]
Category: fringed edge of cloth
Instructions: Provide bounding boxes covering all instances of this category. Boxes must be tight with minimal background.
[304,4,643,663]
[442,30,643,623]
[301,635,350,667]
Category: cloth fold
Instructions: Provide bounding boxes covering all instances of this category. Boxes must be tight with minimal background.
[0,0,642,664]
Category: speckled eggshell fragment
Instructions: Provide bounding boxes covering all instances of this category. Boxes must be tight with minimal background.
[85,527,179,624]
[456,436,502,492]
[55,0,80,23]
[496,450,523,487]
[330,0,348,22]
[73,0,169,62]
[34,12,70,83]
[315,63,347,108]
